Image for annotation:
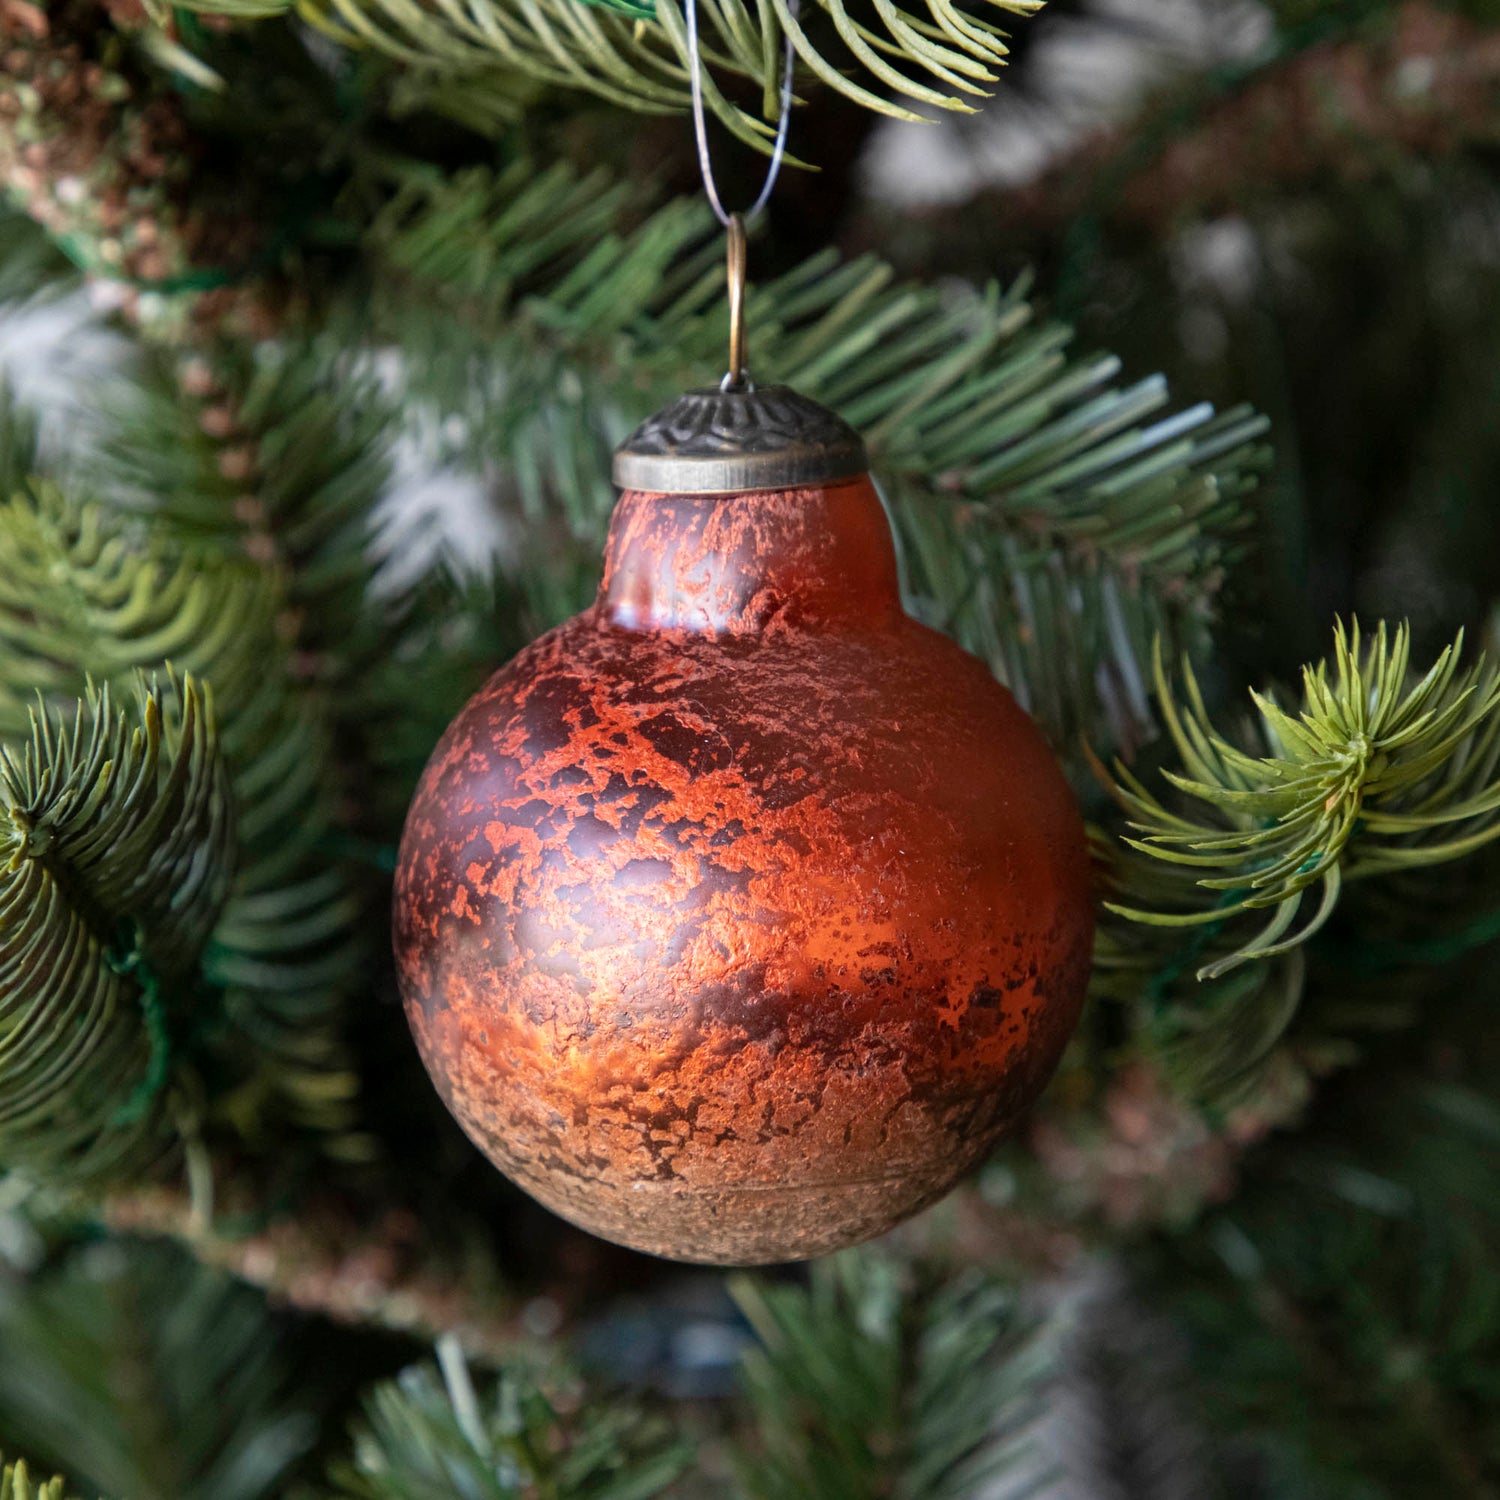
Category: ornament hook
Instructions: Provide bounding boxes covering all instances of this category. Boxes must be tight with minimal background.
[725,213,748,390]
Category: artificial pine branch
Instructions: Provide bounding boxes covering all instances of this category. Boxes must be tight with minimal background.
[0,3,209,290]
[0,3,260,334]
[98,1177,520,1362]
[97,349,393,644]
[0,4,360,338]
[2,675,233,978]
[0,672,233,1183]
[1101,620,1500,978]
[326,1343,690,1500]
[160,0,1041,141]
[94,343,425,821]
[1147,1028,1500,1497]
[359,158,1268,757]
[1088,856,1313,1111]
[0,474,363,1152]
[1017,614,1500,1193]
[731,1253,1054,1498]
[0,1240,317,1500]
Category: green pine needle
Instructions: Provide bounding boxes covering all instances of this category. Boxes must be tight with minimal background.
[359,160,1269,756]
[731,1253,1054,1499]
[164,0,1044,140]
[0,1242,313,1500]
[1151,1060,1500,1496]
[0,472,363,1156]
[0,672,233,1183]
[328,1344,689,1500]
[1102,619,1500,980]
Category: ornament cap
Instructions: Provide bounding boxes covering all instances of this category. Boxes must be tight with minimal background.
[612,384,868,495]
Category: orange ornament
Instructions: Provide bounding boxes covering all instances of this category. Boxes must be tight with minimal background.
[393,387,1093,1264]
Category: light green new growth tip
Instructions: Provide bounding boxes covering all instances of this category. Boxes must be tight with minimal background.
[0,1453,83,1500]
[1105,620,1500,979]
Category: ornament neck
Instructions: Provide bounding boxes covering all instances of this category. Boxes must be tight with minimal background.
[599,476,903,637]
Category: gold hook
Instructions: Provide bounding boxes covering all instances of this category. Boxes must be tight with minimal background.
[725,213,748,390]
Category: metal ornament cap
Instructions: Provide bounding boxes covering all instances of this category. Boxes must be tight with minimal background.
[612,384,868,495]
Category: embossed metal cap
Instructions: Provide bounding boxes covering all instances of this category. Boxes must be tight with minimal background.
[613,385,868,495]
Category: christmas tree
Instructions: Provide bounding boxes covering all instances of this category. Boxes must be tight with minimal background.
[3,0,1500,1492]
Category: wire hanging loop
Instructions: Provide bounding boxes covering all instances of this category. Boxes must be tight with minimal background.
[685,0,798,229]
[685,0,798,388]
[725,212,748,390]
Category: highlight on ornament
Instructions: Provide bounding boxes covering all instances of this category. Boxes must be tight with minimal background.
[393,383,1095,1264]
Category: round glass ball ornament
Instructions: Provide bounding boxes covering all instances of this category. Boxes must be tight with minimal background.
[393,387,1094,1265]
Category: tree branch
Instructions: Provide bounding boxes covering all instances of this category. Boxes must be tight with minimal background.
[99,1180,524,1361]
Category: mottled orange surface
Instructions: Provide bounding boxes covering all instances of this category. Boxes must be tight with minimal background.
[394,475,1093,1264]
